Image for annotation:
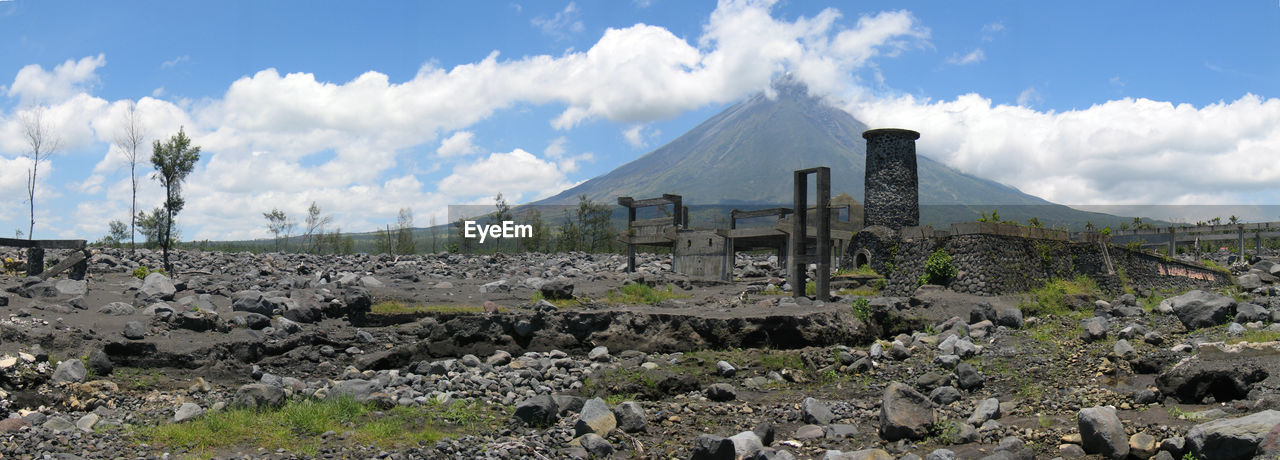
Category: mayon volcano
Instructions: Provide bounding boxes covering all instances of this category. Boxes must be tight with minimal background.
[537,80,1126,229]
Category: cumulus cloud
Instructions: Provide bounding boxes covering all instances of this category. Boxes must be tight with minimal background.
[1016,87,1041,107]
[437,131,480,157]
[622,124,660,148]
[533,2,585,38]
[438,149,577,203]
[6,54,105,104]
[847,93,1280,207]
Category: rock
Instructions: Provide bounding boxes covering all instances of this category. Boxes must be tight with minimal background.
[588,346,610,362]
[342,287,372,318]
[1129,432,1157,459]
[753,420,776,446]
[480,280,509,293]
[692,434,737,460]
[729,431,764,458]
[1058,444,1087,458]
[241,312,271,330]
[123,321,146,340]
[879,381,935,442]
[716,360,737,377]
[1078,406,1129,459]
[52,358,87,383]
[17,279,56,298]
[1113,339,1136,360]
[54,279,87,296]
[141,272,177,300]
[1155,346,1268,403]
[968,398,1001,425]
[1186,409,1280,460]
[234,383,286,409]
[1238,274,1262,290]
[329,379,383,402]
[87,349,112,376]
[514,395,559,427]
[42,416,75,433]
[887,342,911,360]
[540,280,574,300]
[1159,437,1186,458]
[99,301,137,315]
[929,386,962,405]
[802,397,835,425]
[574,397,617,437]
[925,450,957,460]
[824,424,859,438]
[0,418,29,433]
[76,413,100,432]
[1081,317,1108,342]
[794,424,825,439]
[956,363,983,390]
[613,401,646,433]
[173,310,218,332]
[232,290,273,316]
[1235,303,1270,323]
[1169,290,1236,330]
[174,402,204,423]
[996,307,1023,328]
[706,383,737,402]
[579,432,614,457]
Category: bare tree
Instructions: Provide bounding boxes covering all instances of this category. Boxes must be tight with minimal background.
[114,101,146,254]
[21,107,60,240]
[302,202,332,253]
[264,208,291,252]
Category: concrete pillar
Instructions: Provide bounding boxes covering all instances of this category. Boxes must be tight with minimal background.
[863,129,921,229]
[1256,233,1263,257]
[626,206,637,273]
[26,247,44,277]
[1168,228,1176,256]
[1239,228,1246,260]
[790,170,807,298]
[816,167,831,302]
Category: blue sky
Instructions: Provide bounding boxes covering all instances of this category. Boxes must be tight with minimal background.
[1,0,1278,241]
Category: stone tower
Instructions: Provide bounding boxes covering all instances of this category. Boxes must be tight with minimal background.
[863,128,920,229]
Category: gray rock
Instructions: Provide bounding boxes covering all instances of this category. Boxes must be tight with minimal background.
[42,416,75,433]
[75,413,100,432]
[925,449,957,460]
[794,424,825,439]
[123,321,146,340]
[141,272,177,300]
[1235,303,1270,323]
[99,301,137,315]
[1081,317,1108,342]
[692,434,737,460]
[52,358,87,383]
[232,290,273,316]
[241,312,271,330]
[479,280,509,293]
[513,395,559,427]
[1078,406,1129,459]
[87,349,112,376]
[929,386,962,405]
[956,363,983,390]
[579,432,613,457]
[329,379,383,402]
[754,420,776,446]
[824,424,859,438]
[234,383,286,409]
[968,398,1001,425]
[996,307,1023,328]
[879,381,936,442]
[801,397,835,425]
[574,397,616,437]
[1186,409,1280,460]
[174,402,204,423]
[887,342,911,360]
[1159,436,1186,458]
[1113,339,1136,360]
[1169,290,1236,330]
[588,346,610,362]
[1238,274,1262,290]
[729,431,765,458]
[1129,432,1158,459]
[716,360,737,377]
[706,383,737,402]
[613,401,646,433]
[54,279,87,297]
[539,280,574,300]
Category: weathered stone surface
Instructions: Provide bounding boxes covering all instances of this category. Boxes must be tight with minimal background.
[1081,317,1108,342]
[1078,406,1128,459]
[539,280,574,300]
[1186,409,1280,460]
[706,383,737,402]
[802,397,835,425]
[174,402,204,423]
[573,397,616,437]
[513,395,559,427]
[1128,432,1157,459]
[613,401,646,433]
[729,431,764,458]
[1169,290,1236,329]
[54,279,87,297]
[234,383,286,410]
[51,358,87,383]
[1238,274,1262,290]
[1156,342,1272,403]
[691,434,737,460]
[141,272,177,300]
[879,381,935,442]
[967,398,1001,425]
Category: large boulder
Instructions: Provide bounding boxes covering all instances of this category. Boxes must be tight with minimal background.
[141,272,177,300]
[513,395,559,427]
[1169,290,1236,330]
[1156,342,1272,403]
[1186,410,1280,460]
[233,384,285,410]
[1237,274,1262,290]
[1078,406,1128,459]
[879,381,935,442]
[801,397,835,425]
[51,359,87,383]
[573,397,616,437]
[691,434,737,460]
[232,290,273,316]
[539,280,574,300]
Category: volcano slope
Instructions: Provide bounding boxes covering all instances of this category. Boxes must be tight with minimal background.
[1,247,1279,459]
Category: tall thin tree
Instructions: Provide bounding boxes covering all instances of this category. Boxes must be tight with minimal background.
[21,107,60,240]
[114,101,146,255]
[150,127,201,274]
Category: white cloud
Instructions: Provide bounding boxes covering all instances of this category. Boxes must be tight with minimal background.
[6,54,105,104]
[1016,87,1041,107]
[544,136,568,158]
[622,124,659,148]
[436,131,480,157]
[532,2,585,38]
[847,93,1280,207]
[438,149,577,203]
[161,55,189,69]
[947,48,984,66]
[980,21,1004,41]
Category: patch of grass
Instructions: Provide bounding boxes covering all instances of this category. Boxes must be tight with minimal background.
[838,287,879,297]
[850,297,871,323]
[528,291,581,308]
[602,393,638,406]
[930,419,961,445]
[1167,405,1200,421]
[603,283,687,305]
[136,396,504,456]
[370,300,494,315]
[132,265,167,280]
[1038,414,1053,429]
[758,350,805,372]
[115,367,163,391]
[1199,259,1230,274]
[1227,329,1280,345]
[835,265,879,277]
[1019,275,1100,318]
[805,281,817,296]
[759,286,787,296]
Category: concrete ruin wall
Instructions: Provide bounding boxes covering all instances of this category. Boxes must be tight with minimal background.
[861,233,1227,297]
[672,230,729,280]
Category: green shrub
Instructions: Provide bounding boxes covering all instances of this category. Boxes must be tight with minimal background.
[922,248,956,285]
[851,298,871,323]
[132,265,168,280]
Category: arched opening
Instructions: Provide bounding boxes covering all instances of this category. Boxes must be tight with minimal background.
[854,250,871,269]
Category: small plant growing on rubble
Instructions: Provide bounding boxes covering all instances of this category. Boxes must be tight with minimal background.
[850,297,871,323]
[133,265,167,280]
[921,248,956,286]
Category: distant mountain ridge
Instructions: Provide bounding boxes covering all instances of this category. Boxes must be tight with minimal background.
[535,79,1130,230]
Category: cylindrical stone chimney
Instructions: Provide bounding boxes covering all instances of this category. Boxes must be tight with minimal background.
[863,128,920,229]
